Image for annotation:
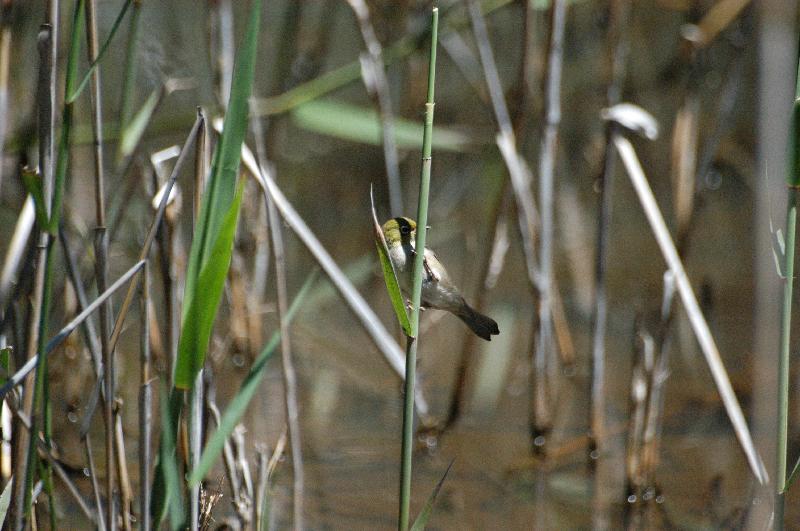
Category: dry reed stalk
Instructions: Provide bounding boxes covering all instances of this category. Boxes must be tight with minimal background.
[253,116,305,531]
[347,0,403,217]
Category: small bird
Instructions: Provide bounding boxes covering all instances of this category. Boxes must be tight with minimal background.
[381,217,500,341]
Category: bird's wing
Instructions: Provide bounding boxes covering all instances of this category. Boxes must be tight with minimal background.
[423,248,444,283]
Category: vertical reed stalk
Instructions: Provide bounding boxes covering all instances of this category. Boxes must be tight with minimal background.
[12,22,57,530]
[83,0,115,526]
[188,110,208,531]
[268,182,304,531]
[0,1,12,195]
[114,413,132,531]
[532,0,566,445]
[776,57,800,528]
[398,8,437,531]
[445,0,525,436]
[253,118,304,530]
[589,0,630,459]
[210,0,234,106]
[138,260,152,531]
[777,189,795,523]
[189,370,203,531]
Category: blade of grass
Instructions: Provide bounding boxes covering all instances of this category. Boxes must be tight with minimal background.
[158,382,185,531]
[253,0,517,116]
[176,182,244,388]
[409,460,454,531]
[118,86,161,159]
[174,0,262,389]
[786,455,800,490]
[187,270,319,485]
[66,0,133,104]
[292,99,473,152]
[399,8,438,531]
[119,0,142,132]
[371,185,411,335]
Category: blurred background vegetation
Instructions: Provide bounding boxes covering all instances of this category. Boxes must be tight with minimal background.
[0,0,798,529]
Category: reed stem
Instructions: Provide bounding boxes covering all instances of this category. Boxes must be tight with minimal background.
[398,8,437,531]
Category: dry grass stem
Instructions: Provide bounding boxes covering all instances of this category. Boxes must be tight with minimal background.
[614,133,767,485]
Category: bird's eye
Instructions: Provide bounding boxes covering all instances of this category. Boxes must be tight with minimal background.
[400,225,410,235]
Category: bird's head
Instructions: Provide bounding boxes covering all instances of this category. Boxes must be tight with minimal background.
[381,217,416,247]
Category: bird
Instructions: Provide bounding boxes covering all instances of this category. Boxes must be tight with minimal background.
[381,216,500,341]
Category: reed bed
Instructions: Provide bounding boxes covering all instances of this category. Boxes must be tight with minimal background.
[0,1,795,529]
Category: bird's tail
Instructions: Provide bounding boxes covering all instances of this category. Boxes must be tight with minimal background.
[454,299,500,341]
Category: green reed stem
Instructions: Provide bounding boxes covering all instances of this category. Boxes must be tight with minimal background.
[777,188,795,528]
[776,55,800,528]
[398,8,437,531]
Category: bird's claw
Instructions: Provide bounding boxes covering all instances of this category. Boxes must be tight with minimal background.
[405,299,426,312]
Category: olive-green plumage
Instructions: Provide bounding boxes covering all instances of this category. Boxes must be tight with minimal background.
[381,217,500,341]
